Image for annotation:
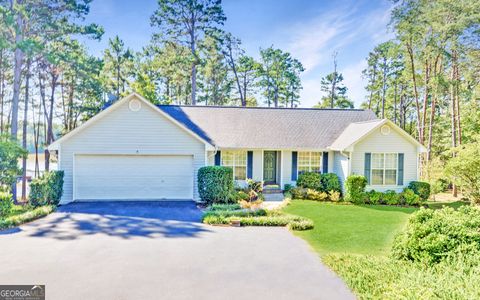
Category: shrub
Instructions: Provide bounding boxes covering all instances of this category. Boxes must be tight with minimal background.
[367,190,382,205]
[236,191,249,201]
[383,190,400,205]
[239,199,263,209]
[296,172,322,191]
[392,206,480,265]
[246,179,263,194]
[0,192,13,217]
[0,205,55,230]
[306,189,328,201]
[283,184,293,194]
[408,181,431,201]
[290,187,307,199]
[328,190,341,202]
[197,166,234,204]
[320,173,342,193]
[401,188,421,206]
[29,171,64,207]
[345,175,367,203]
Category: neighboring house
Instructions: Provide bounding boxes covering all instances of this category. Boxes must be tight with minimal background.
[48,93,426,204]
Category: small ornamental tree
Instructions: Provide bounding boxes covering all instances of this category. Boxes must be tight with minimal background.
[296,172,322,191]
[0,135,27,191]
[445,143,480,204]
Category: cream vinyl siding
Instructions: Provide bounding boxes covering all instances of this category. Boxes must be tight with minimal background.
[281,150,293,187]
[333,151,349,190]
[74,155,193,200]
[59,98,205,203]
[350,126,418,192]
[252,150,263,181]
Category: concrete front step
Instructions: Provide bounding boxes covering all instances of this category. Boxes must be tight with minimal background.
[263,193,285,202]
[263,188,283,194]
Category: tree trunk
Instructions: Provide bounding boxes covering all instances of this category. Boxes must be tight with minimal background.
[406,42,422,143]
[421,60,430,145]
[190,21,197,105]
[450,52,458,198]
[21,59,31,201]
[44,72,57,172]
[381,58,387,119]
[0,49,4,134]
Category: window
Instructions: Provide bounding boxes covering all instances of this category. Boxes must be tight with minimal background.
[297,152,322,174]
[221,150,247,180]
[371,153,398,185]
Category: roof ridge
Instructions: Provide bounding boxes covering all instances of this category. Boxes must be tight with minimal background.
[157,104,369,112]
[351,119,383,124]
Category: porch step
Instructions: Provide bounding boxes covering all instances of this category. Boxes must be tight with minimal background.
[263,188,283,194]
[263,193,285,202]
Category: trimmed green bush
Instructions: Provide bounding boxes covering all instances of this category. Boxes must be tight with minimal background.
[367,190,382,205]
[29,171,64,207]
[383,190,400,205]
[296,172,322,191]
[401,188,421,206]
[392,206,480,265]
[198,166,234,204]
[345,175,367,203]
[408,181,431,201]
[320,173,342,194]
[0,192,13,217]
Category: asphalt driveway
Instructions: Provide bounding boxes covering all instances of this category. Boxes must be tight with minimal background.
[0,201,354,300]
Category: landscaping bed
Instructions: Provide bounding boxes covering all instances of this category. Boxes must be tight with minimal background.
[202,204,313,231]
[0,204,55,230]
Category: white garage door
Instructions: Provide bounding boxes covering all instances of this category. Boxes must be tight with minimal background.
[74,154,194,200]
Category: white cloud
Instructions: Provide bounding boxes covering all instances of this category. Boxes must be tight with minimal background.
[341,60,368,107]
[280,4,393,108]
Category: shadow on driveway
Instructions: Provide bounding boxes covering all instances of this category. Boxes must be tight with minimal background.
[22,201,210,240]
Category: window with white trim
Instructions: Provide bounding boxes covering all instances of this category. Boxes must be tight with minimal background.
[221,150,247,180]
[297,152,322,174]
[371,153,398,185]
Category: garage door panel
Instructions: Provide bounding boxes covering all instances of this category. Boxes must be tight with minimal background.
[74,155,194,200]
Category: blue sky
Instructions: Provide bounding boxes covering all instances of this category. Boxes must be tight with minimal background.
[81,0,394,107]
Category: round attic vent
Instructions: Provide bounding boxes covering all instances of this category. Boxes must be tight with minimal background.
[129,99,141,111]
[381,124,391,135]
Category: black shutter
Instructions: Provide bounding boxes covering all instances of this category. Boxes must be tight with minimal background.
[322,152,329,173]
[214,151,221,166]
[364,153,371,184]
[398,153,404,185]
[292,151,298,181]
[247,151,253,179]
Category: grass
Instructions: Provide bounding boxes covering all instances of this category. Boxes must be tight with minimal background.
[427,200,469,210]
[283,200,416,255]
[0,205,55,230]
[283,200,480,299]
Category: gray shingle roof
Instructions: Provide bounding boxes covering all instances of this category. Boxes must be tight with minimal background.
[158,105,378,149]
[329,119,385,151]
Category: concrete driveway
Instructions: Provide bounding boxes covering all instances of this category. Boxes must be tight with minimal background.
[0,201,354,300]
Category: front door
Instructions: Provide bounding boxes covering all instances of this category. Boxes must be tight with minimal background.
[263,151,277,184]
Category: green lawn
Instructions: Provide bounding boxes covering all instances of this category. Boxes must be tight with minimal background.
[283,200,479,299]
[283,200,417,255]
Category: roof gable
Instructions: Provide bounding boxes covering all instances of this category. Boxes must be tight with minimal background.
[48,93,214,150]
[330,119,426,152]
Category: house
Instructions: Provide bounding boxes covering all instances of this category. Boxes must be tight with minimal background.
[48,93,426,204]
